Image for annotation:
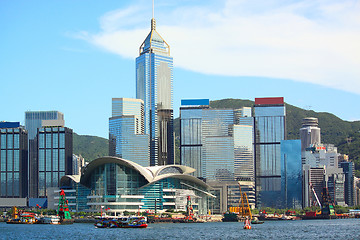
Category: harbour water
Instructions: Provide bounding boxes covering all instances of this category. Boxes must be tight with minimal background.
[1,219,359,239]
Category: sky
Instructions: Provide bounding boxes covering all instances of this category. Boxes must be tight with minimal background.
[1,0,360,139]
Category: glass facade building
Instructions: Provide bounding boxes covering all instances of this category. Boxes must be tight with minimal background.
[180,101,254,182]
[340,161,355,206]
[36,126,73,197]
[70,157,213,214]
[25,110,64,198]
[254,97,286,208]
[280,140,302,209]
[233,125,254,179]
[25,111,64,140]
[109,98,149,167]
[136,18,174,166]
[0,122,28,198]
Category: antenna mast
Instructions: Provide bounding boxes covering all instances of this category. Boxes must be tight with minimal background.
[152,0,154,19]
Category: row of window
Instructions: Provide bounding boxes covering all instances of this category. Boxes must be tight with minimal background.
[0,172,20,197]
[38,171,65,197]
[38,133,65,149]
[38,149,65,171]
[0,150,20,171]
[0,134,20,149]
[0,128,20,133]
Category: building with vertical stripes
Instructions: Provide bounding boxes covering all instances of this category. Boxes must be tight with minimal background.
[109,98,149,167]
[136,17,174,166]
[254,97,286,208]
[36,124,73,197]
[0,122,28,198]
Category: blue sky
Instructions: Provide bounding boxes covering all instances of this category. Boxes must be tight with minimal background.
[1,0,359,139]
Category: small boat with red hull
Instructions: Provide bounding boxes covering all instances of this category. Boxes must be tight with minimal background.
[95,216,148,228]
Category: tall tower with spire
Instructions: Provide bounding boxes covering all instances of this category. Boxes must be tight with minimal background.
[136,13,174,166]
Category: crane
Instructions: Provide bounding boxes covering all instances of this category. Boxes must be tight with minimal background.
[238,182,252,219]
[310,183,322,208]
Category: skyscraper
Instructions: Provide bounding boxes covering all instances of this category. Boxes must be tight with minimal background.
[280,139,302,209]
[36,124,73,197]
[300,117,321,152]
[25,111,64,140]
[180,99,254,182]
[109,98,149,166]
[0,122,28,198]
[254,97,286,208]
[136,17,174,166]
[25,110,64,197]
[340,161,355,206]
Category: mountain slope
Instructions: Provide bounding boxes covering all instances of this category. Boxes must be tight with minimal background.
[73,133,108,162]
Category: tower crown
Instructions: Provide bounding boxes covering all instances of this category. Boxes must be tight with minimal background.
[139,18,170,56]
[151,18,156,30]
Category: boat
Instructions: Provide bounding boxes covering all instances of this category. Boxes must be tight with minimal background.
[251,217,264,224]
[6,207,37,224]
[95,216,148,228]
[95,219,110,228]
[118,216,148,228]
[222,212,238,222]
[301,187,337,220]
[36,216,61,224]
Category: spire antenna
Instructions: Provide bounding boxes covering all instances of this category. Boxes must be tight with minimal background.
[151,0,156,30]
[152,0,154,19]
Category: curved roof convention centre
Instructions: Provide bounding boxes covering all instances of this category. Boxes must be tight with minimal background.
[78,156,210,190]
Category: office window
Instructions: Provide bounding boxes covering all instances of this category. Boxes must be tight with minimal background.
[46,134,51,148]
[46,149,52,171]
[59,149,65,171]
[53,133,58,148]
[7,151,13,171]
[14,150,19,171]
[7,135,13,149]
[13,134,19,149]
[39,150,45,171]
[1,135,6,149]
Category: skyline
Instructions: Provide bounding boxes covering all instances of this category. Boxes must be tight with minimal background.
[1,0,360,139]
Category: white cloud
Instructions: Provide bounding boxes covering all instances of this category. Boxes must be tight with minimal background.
[78,0,360,95]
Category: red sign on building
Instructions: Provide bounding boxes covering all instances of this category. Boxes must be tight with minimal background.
[255,97,284,105]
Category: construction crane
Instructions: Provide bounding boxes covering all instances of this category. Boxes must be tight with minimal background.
[238,182,252,219]
[310,183,322,208]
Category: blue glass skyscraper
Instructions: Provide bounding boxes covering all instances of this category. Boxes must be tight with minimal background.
[136,18,174,166]
[281,140,302,209]
[254,97,286,208]
[180,100,254,182]
[109,98,149,167]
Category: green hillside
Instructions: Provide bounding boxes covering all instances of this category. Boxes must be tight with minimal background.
[73,133,108,162]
